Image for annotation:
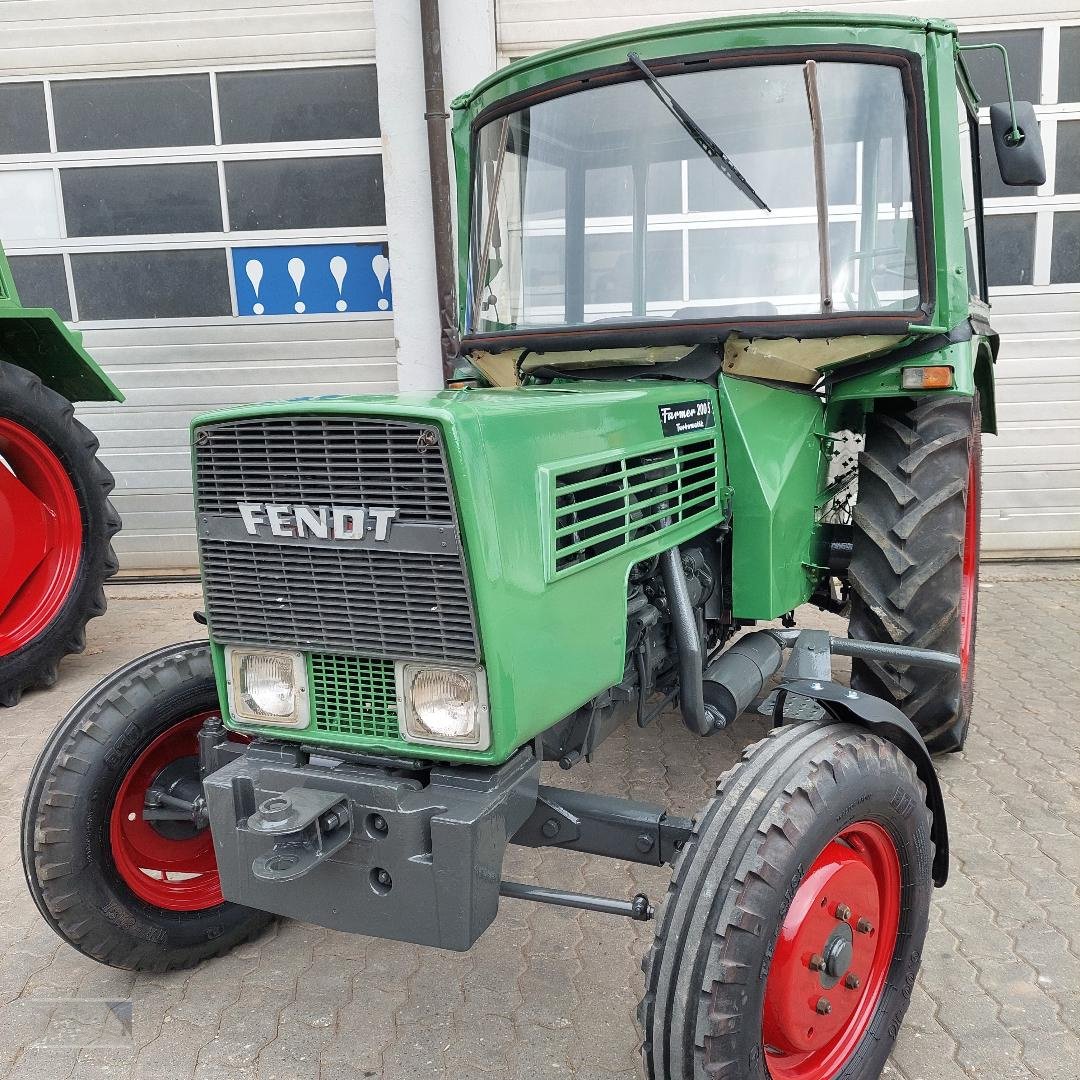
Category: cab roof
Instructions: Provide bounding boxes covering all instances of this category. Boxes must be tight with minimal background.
[453,11,958,114]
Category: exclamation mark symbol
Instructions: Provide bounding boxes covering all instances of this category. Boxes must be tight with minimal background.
[330,255,348,311]
[245,259,265,315]
[372,253,390,311]
[288,257,306,313]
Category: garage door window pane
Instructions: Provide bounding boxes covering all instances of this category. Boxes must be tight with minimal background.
[62,164,223,237]
[225,157,384,231]
[985,215,1036,286]
[217,67,379,144]
[959,31,1042,105]
[0,83,50,155]
[7,255,71,321]
[1050,212,1080,284]
[1060,28,1080,103]
[71,250,231,320]
[52,75,214,152]
[1055,121,1080,195]
[0,171,62,242]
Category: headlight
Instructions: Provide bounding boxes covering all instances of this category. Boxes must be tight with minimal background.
[226,646,309,728]
[396,663,490,749]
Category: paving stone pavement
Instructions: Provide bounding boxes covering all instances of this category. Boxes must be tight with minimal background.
[1,565,1077,1080]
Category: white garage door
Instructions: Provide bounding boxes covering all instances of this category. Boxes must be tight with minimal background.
[496,3,1080,558]
[0,1,394,571]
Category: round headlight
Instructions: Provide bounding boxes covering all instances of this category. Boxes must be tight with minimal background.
[410,669,478,738]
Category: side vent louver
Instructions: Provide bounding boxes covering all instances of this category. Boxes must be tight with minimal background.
[550,437,720,576]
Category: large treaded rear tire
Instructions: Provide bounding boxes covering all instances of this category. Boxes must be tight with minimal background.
[638,722,933,1080]
[21,642,273,971]
[0,360,121,707]
[848,394,980,754]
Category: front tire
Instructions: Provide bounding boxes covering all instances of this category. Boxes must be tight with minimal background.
[639,723,933,1080]
[21,641,273,971]
[848,394,981,753]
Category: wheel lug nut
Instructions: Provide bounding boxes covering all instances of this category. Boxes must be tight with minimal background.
[856,917,874,934]
[835,904,852,921]
[845,973,861,990]
[809,953,825,972]
[815,997,832,1015]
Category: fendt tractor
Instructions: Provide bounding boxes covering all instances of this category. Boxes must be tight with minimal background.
[23,14,1043,1079]
[0,244,122,707]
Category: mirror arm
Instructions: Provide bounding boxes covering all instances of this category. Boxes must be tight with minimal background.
[957,43,1021,143]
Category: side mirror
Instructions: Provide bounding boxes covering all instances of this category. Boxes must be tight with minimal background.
[989,101,1046,186]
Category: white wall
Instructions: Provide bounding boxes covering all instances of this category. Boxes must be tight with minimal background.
[0,1,376,74]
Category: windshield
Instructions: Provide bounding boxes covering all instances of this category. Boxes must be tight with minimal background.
[468,58,922,338]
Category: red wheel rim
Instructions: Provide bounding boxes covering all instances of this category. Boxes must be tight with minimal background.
[959,453,979,680]
[0,418,83,657]
[109,712,226,911]
[762,821,902,1080]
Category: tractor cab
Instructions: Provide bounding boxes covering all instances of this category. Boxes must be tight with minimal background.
[455,14,1043,393]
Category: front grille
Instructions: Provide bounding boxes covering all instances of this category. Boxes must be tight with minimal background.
[195,415,479,663]
[195,415,454,523]
[309,653,400,740]
[552,437,720,575]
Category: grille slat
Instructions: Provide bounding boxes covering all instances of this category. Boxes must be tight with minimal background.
[195,416,479,663]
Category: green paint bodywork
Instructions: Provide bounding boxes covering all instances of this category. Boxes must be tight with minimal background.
[196,383,732,763]
[716,379,827,618]
[0,242,122,403]
[197,12,1004,764]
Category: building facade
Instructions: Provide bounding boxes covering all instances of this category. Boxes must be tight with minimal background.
[0,1,1076,568]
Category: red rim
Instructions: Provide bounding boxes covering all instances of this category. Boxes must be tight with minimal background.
[109,712,225,912]
[0,418,83,657]
[959,453,979,680]
[762,821,902,1080]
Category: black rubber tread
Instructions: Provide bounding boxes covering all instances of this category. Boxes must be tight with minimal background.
[848,394,980,753]
[0,359,121,707]
[639,722,933,1080]
[21,641,274,971]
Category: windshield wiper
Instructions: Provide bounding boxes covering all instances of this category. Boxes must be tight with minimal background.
[627,52,770,213]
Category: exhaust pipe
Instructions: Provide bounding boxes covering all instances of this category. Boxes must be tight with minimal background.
[659,546,714,737]
[702,631,785,728]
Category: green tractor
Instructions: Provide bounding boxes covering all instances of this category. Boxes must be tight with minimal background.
[0,244,122,706]
[23,14,1042,1078]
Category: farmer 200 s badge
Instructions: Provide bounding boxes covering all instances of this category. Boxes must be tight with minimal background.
[659,399,716,437]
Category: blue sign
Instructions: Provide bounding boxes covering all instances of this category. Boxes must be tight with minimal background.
[232,243,392,317]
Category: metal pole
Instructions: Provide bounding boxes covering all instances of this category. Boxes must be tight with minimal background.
[419,0,460,382]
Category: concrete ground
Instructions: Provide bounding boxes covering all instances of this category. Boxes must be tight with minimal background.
[1,564,1078,1080]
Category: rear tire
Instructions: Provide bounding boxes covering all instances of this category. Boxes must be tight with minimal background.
[21,641,273,971]
[639,723,933,1080]
[0,360,121,707]
[848,394,981,753]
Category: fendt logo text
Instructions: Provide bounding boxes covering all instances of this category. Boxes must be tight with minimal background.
[237,502,398,541]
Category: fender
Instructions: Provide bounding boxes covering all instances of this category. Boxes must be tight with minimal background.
[0,245,122,404]
[778,676,950,887]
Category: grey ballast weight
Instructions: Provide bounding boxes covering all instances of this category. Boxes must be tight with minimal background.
[201,738,538,950]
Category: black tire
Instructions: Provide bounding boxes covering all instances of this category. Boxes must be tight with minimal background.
[848,394,981,753]
[639,722,933,1080]
[21,641,274,971]
[1,360,121,707]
